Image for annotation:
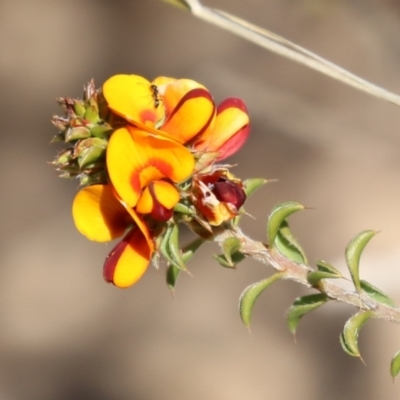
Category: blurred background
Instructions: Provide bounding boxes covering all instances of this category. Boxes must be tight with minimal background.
[1,0,400,398]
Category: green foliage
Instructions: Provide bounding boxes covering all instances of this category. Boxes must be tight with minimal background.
[345,230,377,292]
[166,237,205,290]
[286,293,329,335]
[239,273,283,327]
[307,260,342,287]
[339,310,375,359]
[267,201,304,248]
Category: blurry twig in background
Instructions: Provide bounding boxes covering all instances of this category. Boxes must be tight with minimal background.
[162,0,400,107]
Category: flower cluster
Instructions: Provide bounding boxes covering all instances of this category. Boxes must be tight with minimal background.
[51,74,251,288]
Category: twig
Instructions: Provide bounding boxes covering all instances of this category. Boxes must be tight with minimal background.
[161,0,400,107]
[213,226,400,325]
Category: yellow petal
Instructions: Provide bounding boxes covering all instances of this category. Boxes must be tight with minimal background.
[162,79,207,114]
[161,88,215,144]
[107,126,195,207]
[123,205,154,253]
[72,185,130,242]
[103,74,164,126]
[196,99,249,151]
[103,228,151,288]
[136,180,180,214]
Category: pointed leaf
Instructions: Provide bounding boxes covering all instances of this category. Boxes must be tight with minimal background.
[315,260,343,276]
[160,224,186,270]
[267,202,304,247]
[286,293,328,335]
[239,273,283,327]
[340,310,375,358]
[360,280,396,307]
[166,237,205,290]
[307,271,342,287]
[243,178,267,198]
[222,237,241,266]
[308,261,343,287]
[390,350,400,379]
[345,230,377,292]
[214,251,245,268]
[274,220,307,264]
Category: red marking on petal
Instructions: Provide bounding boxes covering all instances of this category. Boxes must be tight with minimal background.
[148,183,173,221]
[140,109,158,124]
[216,123,250,161]
[217,97,248,115]
[103,230,135,284]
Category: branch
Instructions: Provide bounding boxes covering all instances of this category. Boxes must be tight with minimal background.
[213,226,400,325]
[161,0,400,107]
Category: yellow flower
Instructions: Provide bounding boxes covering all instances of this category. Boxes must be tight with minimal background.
[106,126,194,215]
[72,184,154,288]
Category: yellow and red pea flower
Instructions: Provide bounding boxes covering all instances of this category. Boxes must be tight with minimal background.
[58,73,251,288]
[72,184,154,288]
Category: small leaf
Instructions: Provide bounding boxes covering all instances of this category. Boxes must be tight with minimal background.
[168,224,187,270]
[243,178,267,198]
[307,271,342,287]
[286,293,328,335]
[239,273,283,327]
[345,230,377,292]
[315,260,343,276]
[360,280,396,307]
[390,350,400,379]
[166,238,205,290]
[166,263,181,290]
[160,224,186,270]
[340,310,375,358]
[222,237,241,266]
[173,202,195,215]
[307,261,343,287]
[214,251,245,268]
[267,202,304,248]
[274,220,307,264]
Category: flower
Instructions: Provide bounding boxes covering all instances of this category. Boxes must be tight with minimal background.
[106,125,194,211]
[192,169,246,226]
[103,74,215,144]
[102,74,250,161]
[192,98,250,161]
[53,74,253,289]
[72,184,155,288]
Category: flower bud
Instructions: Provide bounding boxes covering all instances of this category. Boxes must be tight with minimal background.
[192,169,246,226]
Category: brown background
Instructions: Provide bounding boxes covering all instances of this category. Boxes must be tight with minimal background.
[1,0,400,399]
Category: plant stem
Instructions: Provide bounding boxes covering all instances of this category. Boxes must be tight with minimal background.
[214,226,400,324]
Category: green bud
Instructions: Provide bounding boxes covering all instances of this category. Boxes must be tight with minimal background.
[65,126,91,142]
[73,100,86,118]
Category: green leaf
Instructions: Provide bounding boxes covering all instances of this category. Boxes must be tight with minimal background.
[214,251,245,268]
[166,238,205,290]
[267,201,304,248]
[340,310,375,358]
[222,237,241,266]
[360,280,396,307]
[345,230,377,292]
[274,220,307,264]
[315,260,343,276]
[243,178,267,197]
[307,261,343,287]
[286,293,329,335]
[160,224,186,271]
[239,273,283,327]
[173,202,195,215]
[390,350,400,379]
